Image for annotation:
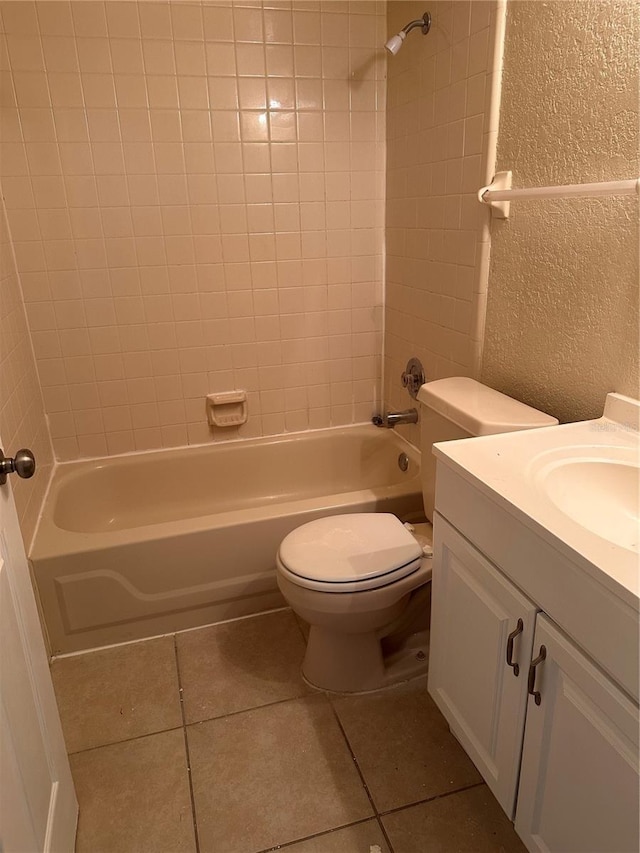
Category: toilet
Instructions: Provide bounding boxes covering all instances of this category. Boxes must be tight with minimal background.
[276,378,558,692]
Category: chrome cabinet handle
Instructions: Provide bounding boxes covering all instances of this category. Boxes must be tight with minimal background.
[0,448,36,485]
[527,645,547,705]
[506,618,524,676]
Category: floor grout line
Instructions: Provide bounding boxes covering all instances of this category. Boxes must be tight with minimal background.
[185,689,317,727]
[328,703,396,853]
[67,689,319,757]
[257,816,376,853]
[376,814,395,852]
[67,724,185,757]
[379,780,488,818]
[173,634,201,853]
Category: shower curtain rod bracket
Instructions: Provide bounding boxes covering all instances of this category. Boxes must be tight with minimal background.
[478,171,512,219]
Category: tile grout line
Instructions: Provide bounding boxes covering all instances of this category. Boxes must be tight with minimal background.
[187,691,314,728]
[379,780,488,818]
[69,690,315,759]
[256,816,377,853]
[67,725,186,757]
[328,703,396,853]
[173,635,201,853]
[68,691,316,758]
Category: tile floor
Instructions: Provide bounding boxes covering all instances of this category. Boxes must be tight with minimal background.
[51,609,527,853]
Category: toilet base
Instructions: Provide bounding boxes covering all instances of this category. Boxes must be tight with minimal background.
[302,626,430,693]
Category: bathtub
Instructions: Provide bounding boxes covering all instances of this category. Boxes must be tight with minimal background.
[31,425,423,654]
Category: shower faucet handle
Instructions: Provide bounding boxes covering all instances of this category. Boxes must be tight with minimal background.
[400,357,426,400]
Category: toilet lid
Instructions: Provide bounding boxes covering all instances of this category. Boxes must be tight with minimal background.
[278,513,423,585]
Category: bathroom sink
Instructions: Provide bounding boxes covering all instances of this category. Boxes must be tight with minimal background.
[534,450,639,553]
[432,392,640,603]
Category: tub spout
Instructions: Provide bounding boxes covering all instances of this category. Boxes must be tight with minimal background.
[372,409,418,428]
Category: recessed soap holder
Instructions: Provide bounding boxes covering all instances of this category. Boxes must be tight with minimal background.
[206,391,248,428]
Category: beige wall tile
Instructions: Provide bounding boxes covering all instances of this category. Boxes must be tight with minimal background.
[2,0,385,460]
[383,0,499,445]
[0,193,54,547]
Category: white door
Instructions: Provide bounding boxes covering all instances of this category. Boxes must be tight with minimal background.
[515,614,640,853]
[428,513,538,819]
[0,451,77,852]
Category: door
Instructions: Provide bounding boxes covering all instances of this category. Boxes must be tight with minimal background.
[428,513,538,818]
[515,614,640,853]
[0,450,77,852]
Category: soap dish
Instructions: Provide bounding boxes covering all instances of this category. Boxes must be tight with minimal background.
[206,391,248,428]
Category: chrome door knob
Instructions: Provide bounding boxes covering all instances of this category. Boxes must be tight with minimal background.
[0,448,36,485]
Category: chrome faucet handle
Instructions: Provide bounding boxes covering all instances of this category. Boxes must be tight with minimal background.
[400,357,425,399]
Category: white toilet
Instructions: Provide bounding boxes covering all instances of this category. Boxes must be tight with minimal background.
[276,378,558,692]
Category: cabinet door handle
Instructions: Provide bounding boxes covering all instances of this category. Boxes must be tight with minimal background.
[527,645,547,705]
[506,618,524,676]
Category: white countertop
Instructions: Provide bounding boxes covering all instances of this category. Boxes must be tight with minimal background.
[433,393,640,610]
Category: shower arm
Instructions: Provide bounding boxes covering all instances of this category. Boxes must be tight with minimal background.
[385,12,431,55]
[401,13,431,36]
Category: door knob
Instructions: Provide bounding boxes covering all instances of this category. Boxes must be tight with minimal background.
[0,448,36,485]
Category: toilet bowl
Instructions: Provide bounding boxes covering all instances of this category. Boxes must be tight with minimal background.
[276,378,558,693]
[277,513,432,693]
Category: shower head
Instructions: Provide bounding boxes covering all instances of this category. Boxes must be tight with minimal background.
[385,12,431,55]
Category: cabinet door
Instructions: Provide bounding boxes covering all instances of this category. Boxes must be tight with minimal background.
[428,513,538,819]
[515,614,639,853]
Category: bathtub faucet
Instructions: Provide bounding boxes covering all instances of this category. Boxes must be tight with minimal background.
[372,409,418,428]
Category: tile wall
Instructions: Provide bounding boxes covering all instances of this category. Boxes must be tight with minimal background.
[0,193,54,546]
[0,0,386,461]
[384,0,502,444]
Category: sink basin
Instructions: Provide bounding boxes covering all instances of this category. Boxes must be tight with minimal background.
[535,452,639,553]
[433,392,640,603]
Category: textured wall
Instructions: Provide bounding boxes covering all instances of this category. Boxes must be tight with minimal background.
[384,0,503,444]
[0,193,54,547]
[482,0,639,422]
[0,0,386,461]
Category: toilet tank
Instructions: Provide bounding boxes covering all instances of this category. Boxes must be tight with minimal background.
[416,378,558,522]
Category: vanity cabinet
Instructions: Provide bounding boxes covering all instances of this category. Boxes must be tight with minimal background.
[429,513,640,853]
[515,613,639,852]
[428,516,537,818]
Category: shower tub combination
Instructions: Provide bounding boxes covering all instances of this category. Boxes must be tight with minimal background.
[31,426,423,654]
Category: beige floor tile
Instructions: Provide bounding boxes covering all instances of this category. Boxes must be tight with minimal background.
[176,609,309,724]
[382,785,528,852]
[280,820,390,852]
[71,729,196,853]
[331,678,481,812]
[188,696,373,853]
[51,636,182,753]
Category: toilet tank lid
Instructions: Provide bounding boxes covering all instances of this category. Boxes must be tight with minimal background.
[417,378,558,436]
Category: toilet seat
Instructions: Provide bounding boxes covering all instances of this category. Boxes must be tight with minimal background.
[277,513,423,593]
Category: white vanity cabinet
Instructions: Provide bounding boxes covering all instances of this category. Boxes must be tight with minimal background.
[515,613,639,853]
[428,511,640,853]
[428,515,537,818]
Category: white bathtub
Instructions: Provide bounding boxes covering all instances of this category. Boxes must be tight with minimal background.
[31,426,423,653]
